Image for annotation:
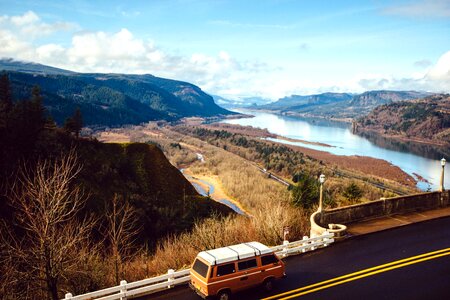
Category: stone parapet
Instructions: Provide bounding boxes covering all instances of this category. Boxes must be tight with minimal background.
[319,191,450,226]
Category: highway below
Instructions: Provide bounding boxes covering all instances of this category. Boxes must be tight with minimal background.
[146,216,450,300]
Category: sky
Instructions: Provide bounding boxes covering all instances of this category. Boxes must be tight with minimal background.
[0,0,449,100]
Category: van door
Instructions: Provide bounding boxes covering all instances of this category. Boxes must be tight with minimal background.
[237,258,260,290]
[214,262,239,293]
[260,254,284,279]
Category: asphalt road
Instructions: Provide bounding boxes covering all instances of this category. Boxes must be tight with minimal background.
[146,216,450,300]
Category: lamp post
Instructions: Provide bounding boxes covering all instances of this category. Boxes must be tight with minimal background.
[440,158,446,192]
[318,174,325,212]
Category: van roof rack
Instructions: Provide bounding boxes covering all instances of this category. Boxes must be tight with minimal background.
[198,242,272,265]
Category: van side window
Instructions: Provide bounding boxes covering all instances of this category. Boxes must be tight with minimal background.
[261,254,278,266]
[217,263,235,276]
[238,259,257,271]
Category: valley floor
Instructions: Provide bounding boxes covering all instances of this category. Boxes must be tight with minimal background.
[96,120,417,210]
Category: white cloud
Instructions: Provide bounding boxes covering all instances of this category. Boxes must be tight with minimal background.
[383,0,450,18]
[427,51,450,80]
[10,11,40,26]
[0,10,77,39]
[36,44,66,60]
[0,11,449,100]
[353,51,450,93]
[0,13,267,97]
[413,59,432,68]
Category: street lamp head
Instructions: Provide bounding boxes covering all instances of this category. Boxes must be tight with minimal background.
[442,158,446,167]
[319,174,325,184]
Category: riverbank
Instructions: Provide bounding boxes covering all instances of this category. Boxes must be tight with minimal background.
[236,108,353,123]
[355,127,450,147]
[220,110,449,190]
[273,135,334,148]
[206,121,417,189]
[202,123,334,148]
[273,140,417,188]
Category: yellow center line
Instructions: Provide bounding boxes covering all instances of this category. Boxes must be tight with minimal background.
[262,247,450,300]
[279,252,450,299]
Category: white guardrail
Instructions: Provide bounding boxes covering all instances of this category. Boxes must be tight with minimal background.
[63,231,334,300]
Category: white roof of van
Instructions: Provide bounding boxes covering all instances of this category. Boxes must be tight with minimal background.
[197,242,273,265]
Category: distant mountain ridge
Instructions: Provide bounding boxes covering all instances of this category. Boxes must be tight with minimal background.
[256,90,432,121]
[350,90,429,107]
[212,95,272,109]
[263,92,353,110]
[355,94,450,145]
[0,58,75,75]
[0,59,234,126]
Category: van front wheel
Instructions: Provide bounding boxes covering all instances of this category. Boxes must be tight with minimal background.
[217,290,231,300]
[263,278,275,292]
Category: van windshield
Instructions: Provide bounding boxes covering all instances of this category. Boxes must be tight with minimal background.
[192,258,209,278]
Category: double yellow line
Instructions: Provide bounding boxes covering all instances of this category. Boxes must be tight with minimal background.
[262,247,450,300]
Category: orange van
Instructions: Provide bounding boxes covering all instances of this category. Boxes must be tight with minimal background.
[189,242,286,299]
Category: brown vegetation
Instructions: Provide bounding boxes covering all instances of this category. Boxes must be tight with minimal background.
[355,94,450,146]
[103,195,141,285]
[282,143,417,188]
[67,120,418,291]
[202,123,276,138]
[0,151,96,300]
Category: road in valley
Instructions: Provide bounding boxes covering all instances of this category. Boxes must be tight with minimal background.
[145,216,450,300]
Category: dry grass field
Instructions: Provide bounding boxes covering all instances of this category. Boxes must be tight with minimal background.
[91,122,417,276]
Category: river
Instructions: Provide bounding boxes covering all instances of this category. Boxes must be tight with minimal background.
[222,110,450,191]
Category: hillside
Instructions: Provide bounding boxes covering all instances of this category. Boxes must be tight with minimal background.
[0,131,233,245]
[354,94,450,146]
[0,86,232,244]
[256,90,431,121]
[0,59,233,126]
[263,92,353,110]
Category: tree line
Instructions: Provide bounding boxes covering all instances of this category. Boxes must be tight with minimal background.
[0,74,231,299]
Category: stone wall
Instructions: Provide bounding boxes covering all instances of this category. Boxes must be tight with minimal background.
[318,191,450,226]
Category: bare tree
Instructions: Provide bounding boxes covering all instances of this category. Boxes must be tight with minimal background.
[103,194,141,284]
[0,150,96,300]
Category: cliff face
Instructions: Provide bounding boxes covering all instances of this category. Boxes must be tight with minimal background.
[355,94,450,145]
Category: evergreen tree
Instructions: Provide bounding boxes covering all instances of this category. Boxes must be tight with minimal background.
[291,172,335,209]
[0,74,13,132]
[0,73,13,114]
[64,108,83,138]
[343,182,363,203]
[73,107,83,138]
[290,172,320,209]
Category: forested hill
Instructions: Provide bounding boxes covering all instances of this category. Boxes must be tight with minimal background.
[354,94,450,145]
[0,82,233,244]
[262,92,353,110]
[0,59,233,126]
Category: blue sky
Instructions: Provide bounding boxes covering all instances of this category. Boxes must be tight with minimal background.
[1,0,449,99]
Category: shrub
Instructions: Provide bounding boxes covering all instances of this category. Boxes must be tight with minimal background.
[343,182,363,203]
